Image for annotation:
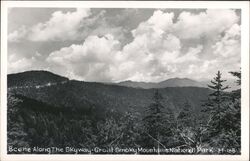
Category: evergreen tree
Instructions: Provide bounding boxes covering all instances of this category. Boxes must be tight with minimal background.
[205,70,241,153]
[144,90,164,137]
[203,71,229,135]
[201,70,241,153]
[142,90,174,150]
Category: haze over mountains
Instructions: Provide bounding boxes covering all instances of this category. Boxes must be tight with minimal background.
[117,78,205,89]
[8,70,237,90]
[8,70,206,89]
[117,77,238,92]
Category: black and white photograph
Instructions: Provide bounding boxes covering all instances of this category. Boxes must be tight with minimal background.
[1,1,249,161]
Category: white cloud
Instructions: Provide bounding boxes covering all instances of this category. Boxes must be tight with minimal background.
[8,9,241,82]
[45,10,181,82]
[8,9,125,42]
[115,11,181,82]
[8,53,36,73]
[132,10,174,37]
[174,9,239,39]
[212,24,241,57]
[46,34,121,81]
[8,9,91,42]
[175,45,203,63]
[29,8,91,41]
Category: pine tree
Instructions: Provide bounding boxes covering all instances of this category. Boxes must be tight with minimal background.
[203,71,229,135]
[205,70,241,153]
[200,70,242,153]
[144,90,164,135]
[142,90,174,150]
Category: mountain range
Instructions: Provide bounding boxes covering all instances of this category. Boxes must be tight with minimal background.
[8,70,214,118]
[117,78,205,89]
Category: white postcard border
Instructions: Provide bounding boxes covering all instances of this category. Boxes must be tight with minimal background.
[1,1,249,161]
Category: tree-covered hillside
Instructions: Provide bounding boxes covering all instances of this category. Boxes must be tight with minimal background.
[7,70,241,154]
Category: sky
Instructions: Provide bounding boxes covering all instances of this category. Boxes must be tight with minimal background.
[8,8,241,82]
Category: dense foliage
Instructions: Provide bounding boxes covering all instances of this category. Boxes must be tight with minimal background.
[7,70,241,154]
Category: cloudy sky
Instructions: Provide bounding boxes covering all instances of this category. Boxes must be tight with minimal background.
[8,8,241,82]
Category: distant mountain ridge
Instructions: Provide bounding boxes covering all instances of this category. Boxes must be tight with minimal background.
[8,70,206,89]
[8,70,212,117]
[117,77,205,89]
[7,70,237,91]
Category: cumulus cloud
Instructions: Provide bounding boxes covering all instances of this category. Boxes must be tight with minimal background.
[133,10,174,37]
[46,34,121,81]
[8,8,91,42]
[29,8,90,41]
[43,10,180,82]
[174,9,239,39]
[8,9,91,42]
[8,53,37,73]
[8,9,125,42]
[213,24,241,57]
[44,10,183,82]
[117,10,181,82]
[8,9,241,82]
